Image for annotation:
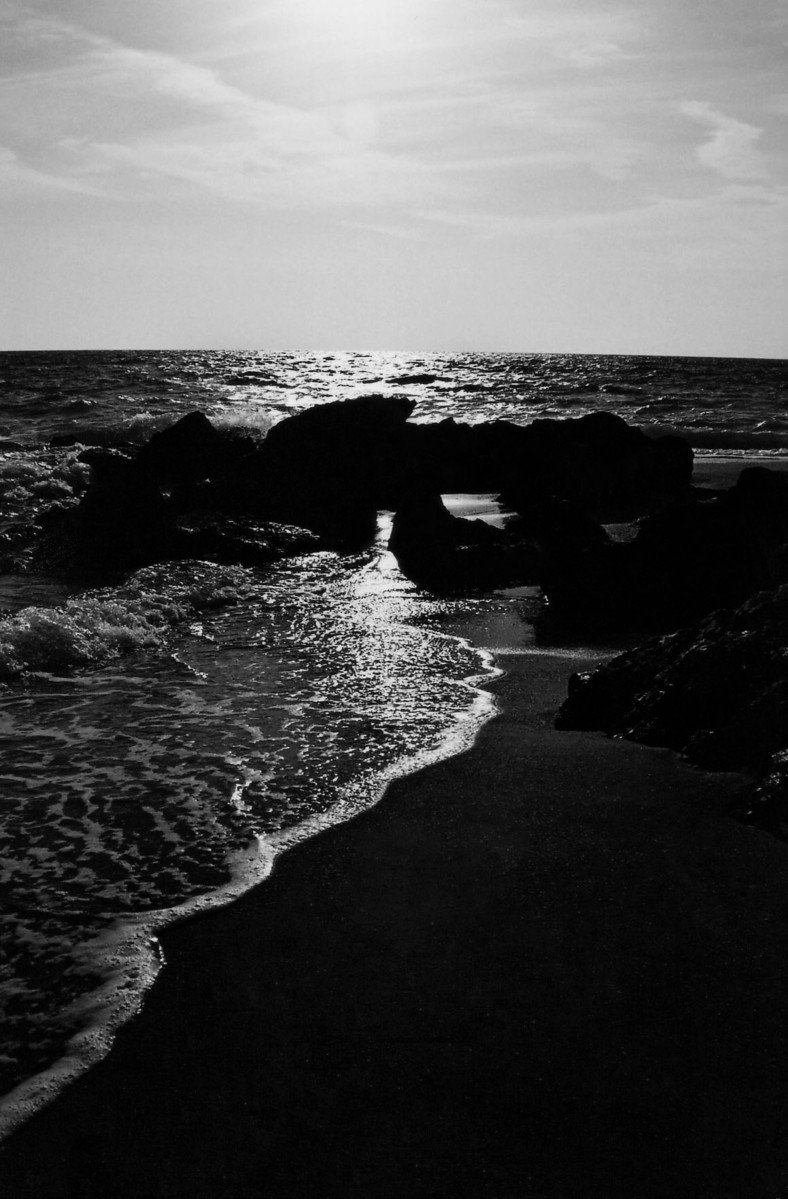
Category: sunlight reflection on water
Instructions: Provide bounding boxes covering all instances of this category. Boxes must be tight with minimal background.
[0,505,520,1110]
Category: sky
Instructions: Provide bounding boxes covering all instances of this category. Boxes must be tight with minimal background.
[0,0,786,355]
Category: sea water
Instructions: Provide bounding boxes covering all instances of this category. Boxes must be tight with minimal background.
[0,350,785,1138]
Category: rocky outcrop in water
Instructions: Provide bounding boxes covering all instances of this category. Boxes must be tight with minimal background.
[251,401,692,523]
[35,499,321,578]
[388,491,541,592]
[36,401,696,580]
[35,413,323,576]
[556,585,788,837]
[498,411,693,515]
[390,410,692,508]
[382,410,696,605]
[253,395,415,544]
[388,491,612,594]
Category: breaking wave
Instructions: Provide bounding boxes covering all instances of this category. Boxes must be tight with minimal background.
[0,449,91,526]
[0,562,257,680]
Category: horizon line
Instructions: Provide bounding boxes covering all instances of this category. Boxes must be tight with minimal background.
[1,347,785,361]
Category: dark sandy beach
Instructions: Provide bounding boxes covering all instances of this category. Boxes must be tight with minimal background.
[1,645,786,1198]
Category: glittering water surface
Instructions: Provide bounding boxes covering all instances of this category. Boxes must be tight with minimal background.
[0,348,785,1136]
[0,520,517,1127]
[1,349,786,451]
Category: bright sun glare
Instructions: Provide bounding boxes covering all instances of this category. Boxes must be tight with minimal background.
[291,0,422,52]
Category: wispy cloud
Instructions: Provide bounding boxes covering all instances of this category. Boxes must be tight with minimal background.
[0,4,643,213]
[0,10,443,209]
[414,183,788,273]
[2,0,785,353]
[57,131,439,210]
[680,102,767,180]
[500,9,636,68]
[1,8,783,247]
[0,144,105,196]
[0,13,353,157]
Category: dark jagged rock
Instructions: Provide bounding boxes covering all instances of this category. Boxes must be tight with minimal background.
[499,411,693,515]
[35,475,186,574]
[257,404,692,521]
[43,402,416,571]
[35,403,697,582]
[135,411,223,484]
[720,464,788,554]
[256,395,416,545]
[35,494,321,578]
[33,412,323,576]
[135,413,262,513]
[400,418,497,493]
[633,466,788,613]
[223,372,286,386]
[506,497,611,561]
[35,414,280,575]
[77,447,136,489]
[124,405,693,551]
[388,490,540,592]
[388,487,620,599]
[538,467,788,632]
[375,411,691,511]
[171,514,322,570]
[740,751,788,839]
[556,585,788,836]
[389,372,441,385]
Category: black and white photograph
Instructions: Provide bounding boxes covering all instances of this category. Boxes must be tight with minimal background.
[0,1,786,1195]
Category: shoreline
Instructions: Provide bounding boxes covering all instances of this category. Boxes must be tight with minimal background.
[2,648,787,1197]
[1,453,787,1195]
[0,622,501,1148]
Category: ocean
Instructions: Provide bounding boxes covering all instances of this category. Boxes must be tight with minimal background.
[0,350,786,1138]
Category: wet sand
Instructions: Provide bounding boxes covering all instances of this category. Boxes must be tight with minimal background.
[1,647,787,1198]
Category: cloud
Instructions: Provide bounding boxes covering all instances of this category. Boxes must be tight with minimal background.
[0,144,104,196]
[501,9,635,68]
[0,9,365,157]
[60,34,356,160]
[61,131,436,210]
[558,40,626,68]
[413,183,788,275]
[0,12,442,209]
[680,102,767,180]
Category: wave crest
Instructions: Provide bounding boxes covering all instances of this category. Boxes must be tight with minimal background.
[0,562,257,680]
[0,450,91,524]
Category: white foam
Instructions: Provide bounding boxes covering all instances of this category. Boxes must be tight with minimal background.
[0,834,276,1142]
[209,401,274,437]
[0,562,258,679]
[0,628,501,1144]
[0,448,91,525]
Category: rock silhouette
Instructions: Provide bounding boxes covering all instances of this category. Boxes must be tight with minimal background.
[556,585,788,837]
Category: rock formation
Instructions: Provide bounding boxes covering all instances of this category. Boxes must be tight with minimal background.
[36,402,696,583]
[556,585,788,837]
[388,491,540,592]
